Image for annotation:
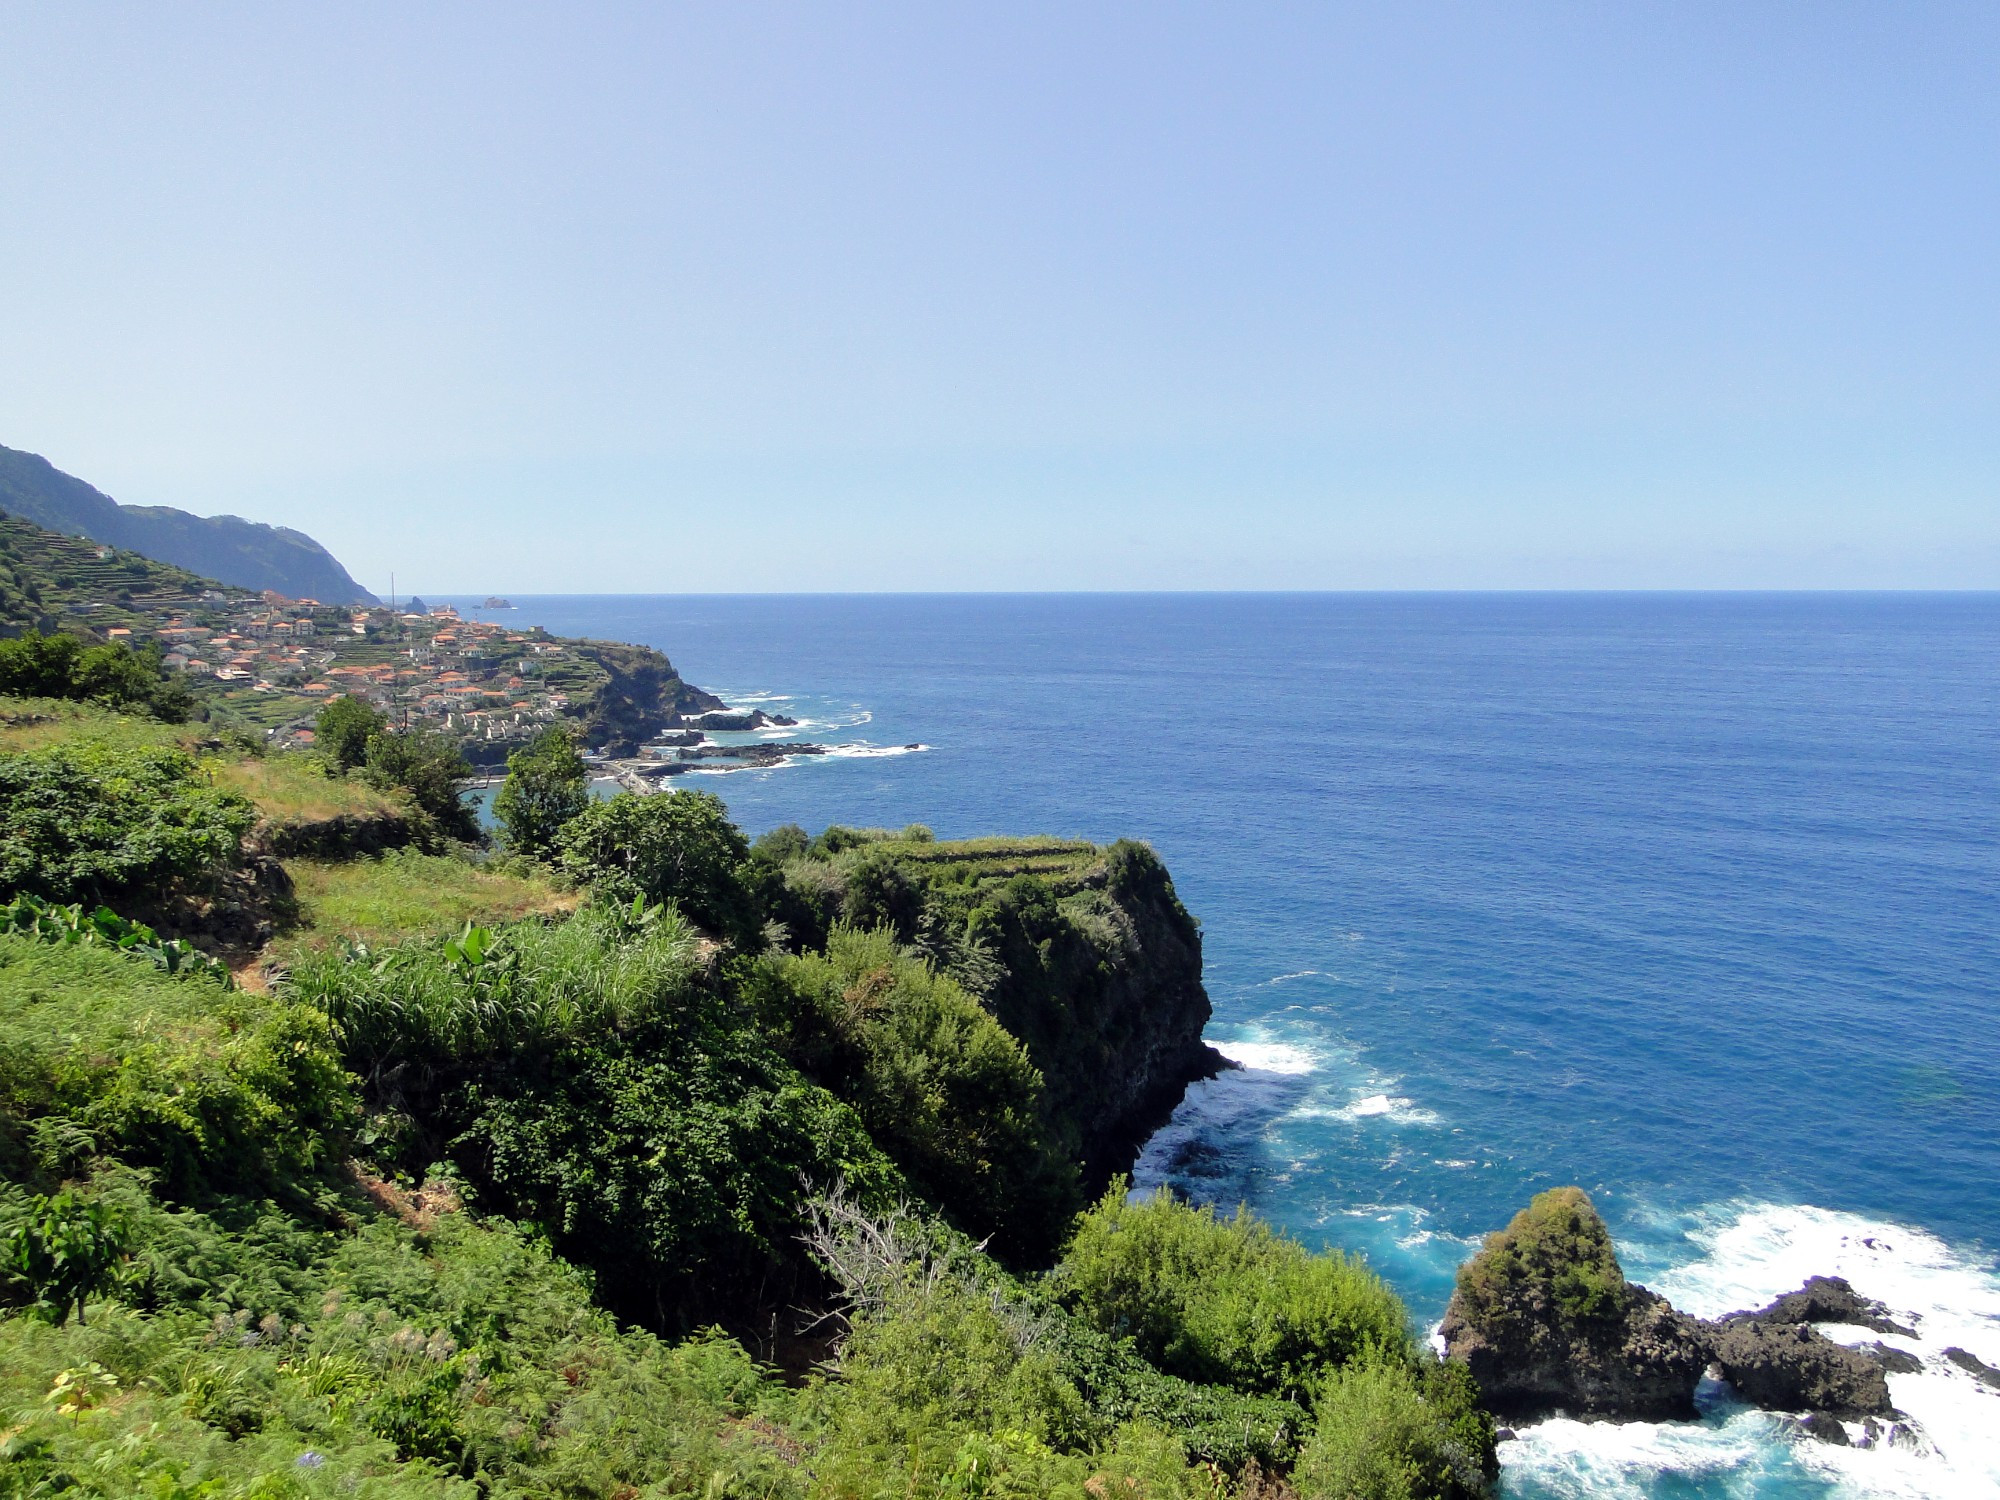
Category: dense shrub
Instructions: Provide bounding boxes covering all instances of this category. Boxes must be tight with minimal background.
[1056,1188,1410,1401]
[291,906,902,1332]
[363,727,480,843]
[492,725,589,858]
[0,1188,127,1323]
[314,694,385,771]
[0,744,251,906]
[0,630,194,721]
[757,926,1077,1259]
[0,937,354,1198]
[556,789,760,945]
[1450,1186,1628,1331]
[293,903,707,1085]
[0,1172,805,1498]
[1295,1356,1496,1500]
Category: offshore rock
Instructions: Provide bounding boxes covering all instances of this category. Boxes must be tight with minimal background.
[1440,1188,1710,1420]
[1446,1190,1911,1433]
[1859,1341,1923,1375]
[1735,1276,1915,1338]
[1706,1319,1895,1416]
[1945,1347,2000,1390]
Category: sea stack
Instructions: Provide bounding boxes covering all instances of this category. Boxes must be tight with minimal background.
[1439,1187,1710,1420]
[1443,1189,1906,1432]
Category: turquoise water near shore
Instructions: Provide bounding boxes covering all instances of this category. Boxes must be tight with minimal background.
[445,592,2000,1498]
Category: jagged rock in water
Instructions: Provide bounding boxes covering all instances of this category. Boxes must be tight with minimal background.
[1439,1188,1710,1420]
[1735,1275,1915,1337]
[1443,1189,1912,1431]
[1945,1347,2000,1390]
[1795,1413,1851,1446]
[1858,1341,1924,1375]
[1707,1318,1895,1416]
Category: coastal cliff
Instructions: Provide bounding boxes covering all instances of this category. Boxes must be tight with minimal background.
[566,637,724,755]
[755,827,1225,1251]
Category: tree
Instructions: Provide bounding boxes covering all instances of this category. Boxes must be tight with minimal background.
[1,1191,127,1325]
[316,695,386,772]
[0,632,193,722]
[555,789,758,944]
[0,631,83,698]
[363,726,480,843]
[492,727,590,859]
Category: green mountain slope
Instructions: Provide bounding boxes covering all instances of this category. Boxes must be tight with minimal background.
[0,512,244,634]
[0,443,375,605]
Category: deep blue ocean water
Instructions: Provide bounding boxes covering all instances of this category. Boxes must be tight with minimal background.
[444,592,2000,1498]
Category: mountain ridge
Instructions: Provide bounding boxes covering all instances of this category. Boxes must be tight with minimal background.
[0,443,375,605]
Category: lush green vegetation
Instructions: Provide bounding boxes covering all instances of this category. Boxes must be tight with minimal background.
[314,695,384,772]
[0,512,230,635]
[0,629,196,721]
[310,697,481,846]
[1056,1190,1410,1401]
[0,741,253,908]
[557,789,762,946]
[212,753,409,833]
[1451,1186,1628,1331]
[492,726,590,859]
[280,850,578,951]
[0,719,1498,1496]
[0,890,232,984]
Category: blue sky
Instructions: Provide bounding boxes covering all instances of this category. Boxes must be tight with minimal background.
[2,3,1996,591]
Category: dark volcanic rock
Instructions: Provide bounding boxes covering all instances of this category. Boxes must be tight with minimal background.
[1945,1347,2000,1390]
[1795,1413,1851,1446]
[1859,1342,1923,1376]
[1441,1189,1711,1420]
[1443,1191,1915,1427]
[1707,1320,1895,1416]
[683,709,770,732]
[676,741,824,764]
[1736,1276,1915,1338]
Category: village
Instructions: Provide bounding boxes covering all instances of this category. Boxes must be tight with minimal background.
[102,589,586,749]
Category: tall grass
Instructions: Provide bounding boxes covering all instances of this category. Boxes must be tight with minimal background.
[288,903,704,1081]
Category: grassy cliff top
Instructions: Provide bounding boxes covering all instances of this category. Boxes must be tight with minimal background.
[0,697,404,829]
[780,826,1110,892]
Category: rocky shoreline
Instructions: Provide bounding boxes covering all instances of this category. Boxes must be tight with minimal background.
[1440,1189,1937,1449]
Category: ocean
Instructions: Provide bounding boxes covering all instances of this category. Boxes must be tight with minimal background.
[443,591,2000,1499]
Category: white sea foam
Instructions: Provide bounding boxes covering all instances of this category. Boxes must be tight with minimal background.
[1502,1404,1796,1499]
[1130,1039,1320,1192]
[1502,1202,2000,1498]
[822,743,927,759]
[1323,1091,1441,1125]
[1212,1040,1317,1074]
[1262,969,1325,985]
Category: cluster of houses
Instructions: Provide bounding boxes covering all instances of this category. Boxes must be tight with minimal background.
[112,591,578,747]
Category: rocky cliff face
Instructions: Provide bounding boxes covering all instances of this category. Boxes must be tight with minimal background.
[1442,1189,1905,1435]
[785,835,1224,1207]
[962,840,1224,1194]
[568,638,725,755]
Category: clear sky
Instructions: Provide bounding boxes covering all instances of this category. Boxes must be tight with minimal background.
[3,4,1997,592]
